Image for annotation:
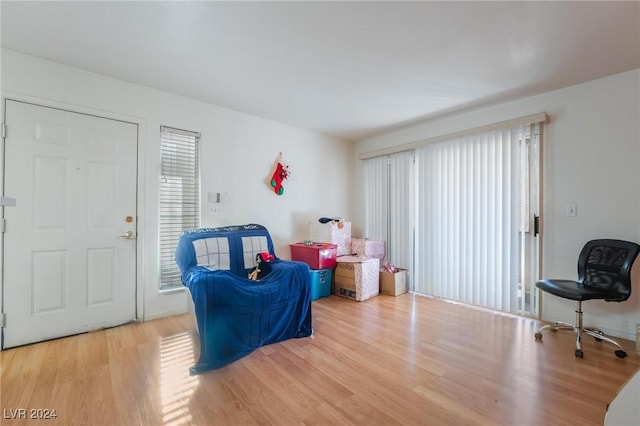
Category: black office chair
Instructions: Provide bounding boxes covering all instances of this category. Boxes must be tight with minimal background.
[534,239,640,358]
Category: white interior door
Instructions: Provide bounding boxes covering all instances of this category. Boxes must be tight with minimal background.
[2,100,138,348]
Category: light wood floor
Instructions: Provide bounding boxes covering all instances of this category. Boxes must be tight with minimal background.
[1,294,639,426]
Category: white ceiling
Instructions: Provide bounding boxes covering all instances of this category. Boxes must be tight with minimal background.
[2,1,639,141]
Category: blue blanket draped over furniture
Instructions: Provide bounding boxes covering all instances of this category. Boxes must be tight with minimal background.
[175,224,313,374]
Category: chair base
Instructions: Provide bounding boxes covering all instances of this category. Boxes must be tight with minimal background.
[534,301,628,359]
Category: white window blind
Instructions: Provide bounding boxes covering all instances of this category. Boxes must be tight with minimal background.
[159,126,200,290]
[363,151,415,277]
[363,156,389,243]
[415,128,521,312]
[362,115,544,315]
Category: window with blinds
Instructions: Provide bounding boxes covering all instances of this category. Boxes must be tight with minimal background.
[159,126,200,290]
[413,122,542,316]
[362,114,544,317]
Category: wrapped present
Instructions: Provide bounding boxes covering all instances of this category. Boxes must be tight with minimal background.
[351,238,385,260]
[334,255,379,301]
[309,220,352,256]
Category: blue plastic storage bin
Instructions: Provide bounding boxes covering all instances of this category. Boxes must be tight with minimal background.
[310,268,333,300]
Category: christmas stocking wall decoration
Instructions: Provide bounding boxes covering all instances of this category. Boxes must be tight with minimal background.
[270,153,290,195]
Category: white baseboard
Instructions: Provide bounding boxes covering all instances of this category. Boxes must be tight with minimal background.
[143,307,188,322]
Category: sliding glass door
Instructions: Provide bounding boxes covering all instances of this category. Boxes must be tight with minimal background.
[517,123,541,316]
[364,123,542,316]
[415,128,520,312]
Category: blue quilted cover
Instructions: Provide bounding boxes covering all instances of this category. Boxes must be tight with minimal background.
[176,224,313,374]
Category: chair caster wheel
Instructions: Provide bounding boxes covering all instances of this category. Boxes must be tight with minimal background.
[534,332,542,341]
[575,349,584,358]
[615,350,627,359]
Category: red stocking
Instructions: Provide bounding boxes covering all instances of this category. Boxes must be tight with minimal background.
[270,162,289,195]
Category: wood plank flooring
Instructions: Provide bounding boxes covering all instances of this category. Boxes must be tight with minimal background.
[1,293,639,426]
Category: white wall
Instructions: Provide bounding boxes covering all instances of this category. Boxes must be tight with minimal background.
[0,49,354,321]
[355,69,640,340]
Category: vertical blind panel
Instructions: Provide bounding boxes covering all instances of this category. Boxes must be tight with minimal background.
[363,156,389,243]
[159,128,200,289]
[363,151,415,283]
[415,128,520,312]
[388,151,415,272]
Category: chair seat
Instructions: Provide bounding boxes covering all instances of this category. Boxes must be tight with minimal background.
[536,279,626,302]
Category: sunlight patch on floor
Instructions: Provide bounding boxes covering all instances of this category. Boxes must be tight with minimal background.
[160,332,198,426]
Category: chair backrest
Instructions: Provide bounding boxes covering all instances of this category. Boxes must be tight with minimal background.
[577,239,640,301]
[175,224,276,283]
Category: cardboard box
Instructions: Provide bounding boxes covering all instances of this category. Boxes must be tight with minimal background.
[352,238,385,260]
[379,269,407,296]
[309,221,352,256]
[334,256,379,301]
[290,242,337,269]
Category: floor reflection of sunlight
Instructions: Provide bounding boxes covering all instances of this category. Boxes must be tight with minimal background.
[160,332,198,426]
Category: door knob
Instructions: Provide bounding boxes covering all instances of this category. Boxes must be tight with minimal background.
[119,231,136,240]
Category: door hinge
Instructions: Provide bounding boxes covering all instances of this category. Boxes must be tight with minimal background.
[1,123,6,139]
[0,312,5,328]
[0,218,5,233]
